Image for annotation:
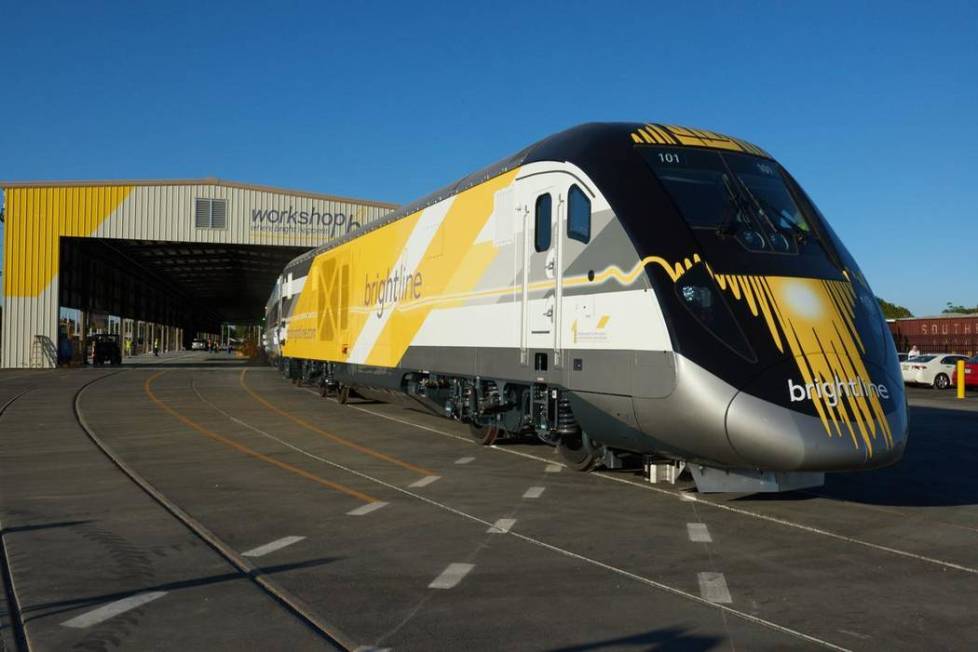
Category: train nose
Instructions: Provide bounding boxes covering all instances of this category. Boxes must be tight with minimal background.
[725,355,908,471]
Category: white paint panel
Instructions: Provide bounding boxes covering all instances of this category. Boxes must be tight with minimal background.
[348,197,455,363]
[347,501,388,516]
[697,572,732,603]
[487,518,516,533]
[428,563,475,589]
[687,523,713,543]
[523,486,546,499]
[241,535,306,558]
[62,591,167,628]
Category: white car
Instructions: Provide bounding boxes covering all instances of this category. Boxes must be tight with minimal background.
[901,353,970,389]
[191,339,208,351]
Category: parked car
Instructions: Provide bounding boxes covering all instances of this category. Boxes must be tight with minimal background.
[901,353,970,389]
[950,355,978,389]
[191,338,208,351]
[897,352,909,362]
[90,333,122,366]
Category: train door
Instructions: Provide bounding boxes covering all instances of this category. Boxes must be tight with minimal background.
[519,174,564,372]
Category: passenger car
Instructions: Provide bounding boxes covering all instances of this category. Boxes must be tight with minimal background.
[191,339,208,351]
[950,355,978,389]
[901,353,969,389]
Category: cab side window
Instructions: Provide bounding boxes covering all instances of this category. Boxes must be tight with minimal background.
[535,193,552,252]
[567,184,591,244]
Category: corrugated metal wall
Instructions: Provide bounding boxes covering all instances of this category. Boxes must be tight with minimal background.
[1,181,395,368]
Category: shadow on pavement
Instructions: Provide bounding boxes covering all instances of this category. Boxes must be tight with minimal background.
[21,555,342,623]
[740,405,978,508]
[547,626,723,651]
[1,520,94,535]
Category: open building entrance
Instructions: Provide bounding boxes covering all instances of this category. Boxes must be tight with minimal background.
[57,237,308,364]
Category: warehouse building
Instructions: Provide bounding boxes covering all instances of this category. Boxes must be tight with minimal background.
[0,178,396,368]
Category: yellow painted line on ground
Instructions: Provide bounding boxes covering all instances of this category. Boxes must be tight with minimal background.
[144,371,378,503]
[240,369,436,477]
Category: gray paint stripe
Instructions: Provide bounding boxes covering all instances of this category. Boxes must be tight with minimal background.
[347,501,388,516]
[545,464,561,473]
[455,456,475,465]
[697,572,732,604]
[429,563,475,589]
[62,591,167,628]
[242,536,305,558]
[409,475,440,488]
[687,523,712,543]
[487,518,516,534]
[523,486,545,499]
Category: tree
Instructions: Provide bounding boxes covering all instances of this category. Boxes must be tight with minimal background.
[877,297,913,319]
[942,302,978,315]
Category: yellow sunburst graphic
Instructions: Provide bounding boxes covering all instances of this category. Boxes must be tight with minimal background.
[706,269,894,456]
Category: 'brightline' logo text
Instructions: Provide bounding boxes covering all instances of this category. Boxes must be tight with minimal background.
[788,377,889,407]
[364,264,423,318]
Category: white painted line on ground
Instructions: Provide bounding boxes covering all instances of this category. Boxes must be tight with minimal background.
[697,572,732,604]
[455,456,475,465]
[589,468,978,576]
[545,464,561,473]
[354,646,392,652]
[248,388,850,651]
[409,475,440,488]
[242,536,306,558]
[487,518,516,534]
[347,501,388,516]
[62,591,167,628]
[429,563,475,589]
[679,491,698,502]
[687,523,712,543]
[523,486,545,499]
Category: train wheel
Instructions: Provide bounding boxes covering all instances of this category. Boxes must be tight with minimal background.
[468,421,500,445]
[338,385,351,405]
[558,431,601,472]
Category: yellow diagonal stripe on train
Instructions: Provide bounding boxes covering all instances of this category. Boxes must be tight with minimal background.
[283,210,426,363]
[364,169,519,367]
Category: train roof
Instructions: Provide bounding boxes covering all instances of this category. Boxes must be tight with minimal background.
[284,122,771,269]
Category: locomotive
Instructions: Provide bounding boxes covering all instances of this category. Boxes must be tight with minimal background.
[264,123,908,492]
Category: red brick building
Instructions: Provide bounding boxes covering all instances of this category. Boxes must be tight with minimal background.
[888,315,978,356]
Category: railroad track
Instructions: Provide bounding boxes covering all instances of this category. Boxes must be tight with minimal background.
[2,372,352,652]
[1,390,33,652]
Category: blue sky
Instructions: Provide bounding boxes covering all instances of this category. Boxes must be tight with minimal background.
[1,1,975,316]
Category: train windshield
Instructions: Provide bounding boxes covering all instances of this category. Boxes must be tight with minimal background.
[642,147,818,255]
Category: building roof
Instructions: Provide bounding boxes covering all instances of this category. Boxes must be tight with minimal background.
[890,313,978,321]
[0,177,398,210]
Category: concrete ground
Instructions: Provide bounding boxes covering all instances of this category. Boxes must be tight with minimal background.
[1,358,976,651]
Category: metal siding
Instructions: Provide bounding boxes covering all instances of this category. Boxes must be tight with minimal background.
[1,181,393,367]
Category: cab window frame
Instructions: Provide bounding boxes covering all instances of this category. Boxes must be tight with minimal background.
[567,184,591,244]
[534,193,552,252]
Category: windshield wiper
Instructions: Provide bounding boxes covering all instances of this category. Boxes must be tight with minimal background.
[716,173,747,238]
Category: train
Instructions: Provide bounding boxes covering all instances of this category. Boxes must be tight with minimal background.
[263,122,908,493]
